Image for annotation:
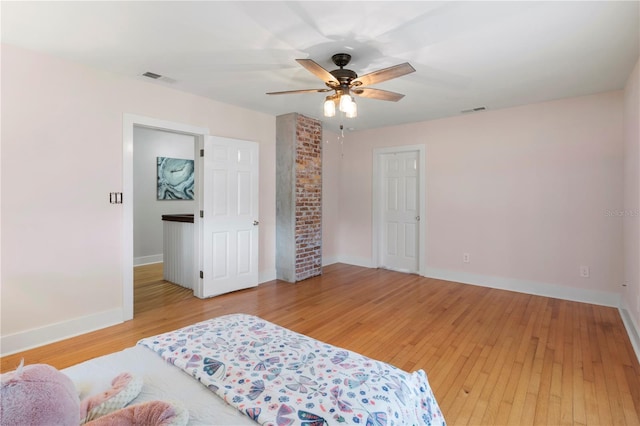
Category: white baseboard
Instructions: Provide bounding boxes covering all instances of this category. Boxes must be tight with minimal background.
[619,301,640,364]
[5,263,631,362]
[1,308,124,357]
[336,255,374,269]
[134,254,163,266]
[423,267,621,307]
[336,259,620,307]
[259,257,338,284]
[322,256,338,267]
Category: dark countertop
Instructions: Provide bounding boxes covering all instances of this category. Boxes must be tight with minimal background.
[161,214,194,223]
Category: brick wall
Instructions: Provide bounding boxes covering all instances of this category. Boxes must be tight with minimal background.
[294,114,322,280]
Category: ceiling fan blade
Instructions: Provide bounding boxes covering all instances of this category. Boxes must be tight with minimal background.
[296,59,339,84]
[266,88,332,95]
[352,87,406,102]
[352,62,416,87]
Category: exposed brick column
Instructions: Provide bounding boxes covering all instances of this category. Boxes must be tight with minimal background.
[276,113,322,282]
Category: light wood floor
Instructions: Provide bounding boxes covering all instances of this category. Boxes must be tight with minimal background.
[2,263,639,425]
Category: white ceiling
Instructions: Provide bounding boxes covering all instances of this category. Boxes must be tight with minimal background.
[2,1,639,132]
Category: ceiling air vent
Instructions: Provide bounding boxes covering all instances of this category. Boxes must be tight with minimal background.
[461,106,487,114]
[142,71,162,79]
[141,72,176,84]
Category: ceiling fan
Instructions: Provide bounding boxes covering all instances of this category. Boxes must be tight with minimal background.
[267,53,415,118]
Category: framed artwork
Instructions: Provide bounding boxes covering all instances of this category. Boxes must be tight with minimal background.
[157,157,195,200]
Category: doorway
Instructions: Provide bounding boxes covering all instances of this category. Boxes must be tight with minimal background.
[123,114,209,320]
[372,145,426,275]
[133,127,197,268]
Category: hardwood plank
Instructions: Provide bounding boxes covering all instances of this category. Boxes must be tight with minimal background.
[571,334,588,426]
[534,347,555,425]
[2,263,639,425]
[509,337,538,425]
[447,345,492,424]
[521,391,538,426]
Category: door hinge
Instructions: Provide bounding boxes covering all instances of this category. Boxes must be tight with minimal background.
[199,270,204,279]
[200,210,204,218]
[200,149,204,157]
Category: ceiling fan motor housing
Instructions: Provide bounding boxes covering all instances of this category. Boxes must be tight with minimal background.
[329,53,358,86]
[331,53,352,67]
[330,68,358,85]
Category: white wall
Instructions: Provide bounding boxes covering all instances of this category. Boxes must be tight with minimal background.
[133,127,196,264]
[0,44,276,353]
[623,58,640,343]
[321,128,341,265]
[337,91,624,305]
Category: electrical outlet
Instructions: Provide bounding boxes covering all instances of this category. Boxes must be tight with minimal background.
[580,265,590,278]
[463,253,470,263]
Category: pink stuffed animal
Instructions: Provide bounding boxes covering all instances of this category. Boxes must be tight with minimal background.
[1,361,188,425]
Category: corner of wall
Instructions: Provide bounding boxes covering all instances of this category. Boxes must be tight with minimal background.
[259,268,277,284]
[623,56,640,357]
[620,301,640,364]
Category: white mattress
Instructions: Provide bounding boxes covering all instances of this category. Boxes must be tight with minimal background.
[62,345,255,425]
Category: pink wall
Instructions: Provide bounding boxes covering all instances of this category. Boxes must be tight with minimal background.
[1,41,635,353]
[1,44,276,340]
[338,92,624,296]
[623,58,640,330]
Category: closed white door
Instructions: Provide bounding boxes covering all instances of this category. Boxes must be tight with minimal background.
[200,136,259,298]
[381,151,419,273]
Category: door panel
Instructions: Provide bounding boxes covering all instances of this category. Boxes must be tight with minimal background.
[405,224,417,257]
[212,170,227,216]
[386,177,398,210]
[237,230,251,274]
[238,171,251,215]
[387,222,398,255]
[212,232,229,279]
[405,176,417,211]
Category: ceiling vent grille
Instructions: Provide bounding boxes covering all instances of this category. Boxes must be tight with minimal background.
[142,71,162,79]
[461,106,487,114]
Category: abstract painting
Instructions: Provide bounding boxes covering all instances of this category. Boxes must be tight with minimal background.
[157,157,195,200]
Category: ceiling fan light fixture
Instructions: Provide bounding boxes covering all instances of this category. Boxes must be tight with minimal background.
[339,91,352,112]
[323,96,336,117]
[345,97,357,118]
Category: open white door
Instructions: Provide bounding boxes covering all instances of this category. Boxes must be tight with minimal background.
[199,136,259,298]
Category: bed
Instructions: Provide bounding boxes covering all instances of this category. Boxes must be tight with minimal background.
[63,314,445,425]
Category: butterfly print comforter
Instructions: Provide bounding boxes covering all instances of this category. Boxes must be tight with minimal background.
[138,314,445,425]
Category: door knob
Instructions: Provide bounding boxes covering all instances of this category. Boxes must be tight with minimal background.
[253,220,259,226]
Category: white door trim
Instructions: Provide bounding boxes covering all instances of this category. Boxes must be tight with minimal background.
[122,114,210,320]
[372,144,427,276]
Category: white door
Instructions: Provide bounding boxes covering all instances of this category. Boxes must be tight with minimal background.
[381,151,419,273]
[200,136,259,298]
